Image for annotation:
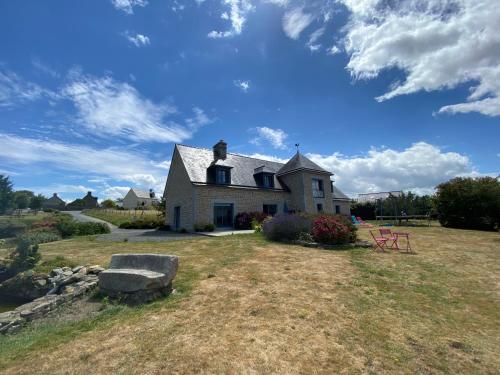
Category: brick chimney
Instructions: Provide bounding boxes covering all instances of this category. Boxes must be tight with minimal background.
[213,140,227,161]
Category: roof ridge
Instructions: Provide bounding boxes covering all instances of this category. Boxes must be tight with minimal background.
[177,143,285,165]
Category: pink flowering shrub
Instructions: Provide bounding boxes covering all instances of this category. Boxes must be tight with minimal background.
[311,215,357,245]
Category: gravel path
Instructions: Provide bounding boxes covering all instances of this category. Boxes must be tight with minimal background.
[65,211,117,229]
[67,211,200,242]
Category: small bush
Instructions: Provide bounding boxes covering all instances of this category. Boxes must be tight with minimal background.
[158,224,171,231]
[74,222,110,236]
[194,223,216,232]
[235,212,268,229]
[9,237,41,272]
[311,215,357,245]
[56,220,78,237]
[262,214,312,242]
[0,221,27,239]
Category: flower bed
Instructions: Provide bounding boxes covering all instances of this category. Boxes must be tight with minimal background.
[262,213,357,246]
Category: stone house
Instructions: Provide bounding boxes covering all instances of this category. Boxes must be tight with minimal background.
[122,188,157,209]
[42,193,66,210]
[163,140,351,231]
[67,192,98,210]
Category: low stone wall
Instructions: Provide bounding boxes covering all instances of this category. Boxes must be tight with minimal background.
[0,265,104,334]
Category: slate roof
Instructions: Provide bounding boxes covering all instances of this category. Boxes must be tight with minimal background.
[131,189,153,199]
[176,144,287,190]
[276,152,332,176]
[332,186,350,201]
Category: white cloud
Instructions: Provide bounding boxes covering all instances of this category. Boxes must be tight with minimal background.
[0,68,58,108]
[101,186,131,200]
[282,7,314,40]
[328,45,340,55]
[61,74,205,143]
[306,142,480,196]
[306,26,325,52]
[234,79,250,92]
[341,0,500,116]
[126,33,150,47]
[111,0,148,14]
[185,107,214,129]
[251,127,288,150]
[31,58,59,78]
[0,133,168,192]
[246,153,288,163]
[208,0,255,38]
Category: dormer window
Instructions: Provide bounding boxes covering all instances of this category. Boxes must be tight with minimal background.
[262,174,274,188]
[254,166,275,189]
[207,164,232,185]
[216,167,230,184]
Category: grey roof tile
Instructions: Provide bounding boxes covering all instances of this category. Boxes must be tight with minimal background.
[177,144,287,190]
[277,152,332,176]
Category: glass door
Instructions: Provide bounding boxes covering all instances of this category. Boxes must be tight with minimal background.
[214,203,234,228]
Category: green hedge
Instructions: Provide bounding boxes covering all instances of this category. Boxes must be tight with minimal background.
[56,221,110,238]
[119,218,164,229]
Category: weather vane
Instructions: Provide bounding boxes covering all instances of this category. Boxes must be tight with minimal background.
[295,143,300,152]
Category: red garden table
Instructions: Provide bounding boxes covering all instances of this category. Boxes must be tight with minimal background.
[393,232,412,252]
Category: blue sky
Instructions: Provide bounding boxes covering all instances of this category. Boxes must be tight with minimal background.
[0,0,498,200]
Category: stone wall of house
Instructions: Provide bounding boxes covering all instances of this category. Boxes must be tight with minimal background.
[279,171,334,214]
[278,173,305,212]
[123,194,153,209]
[194,185,291,229]
[333,200,351,216]
[164,148,194,230]
[301,171,334,214]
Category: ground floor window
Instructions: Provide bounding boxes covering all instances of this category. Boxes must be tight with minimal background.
[317,203,323,213]
[214,203,234,227]
[263,204,278,216]
[335,205,341,214]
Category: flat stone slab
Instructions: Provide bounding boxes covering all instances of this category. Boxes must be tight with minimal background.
[98,254,179,299]
[99,269,169,293]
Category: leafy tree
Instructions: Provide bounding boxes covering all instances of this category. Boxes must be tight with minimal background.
[13,190,34,210]
[154,196,166,219]
[101,199,117,209]
[435,177,500,230]
[0,175,14,214]
[29,194,46,211]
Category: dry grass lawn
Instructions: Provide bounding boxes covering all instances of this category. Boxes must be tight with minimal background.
[1,225,499,374]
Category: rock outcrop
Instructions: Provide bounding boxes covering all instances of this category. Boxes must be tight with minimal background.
[0,265,104,334]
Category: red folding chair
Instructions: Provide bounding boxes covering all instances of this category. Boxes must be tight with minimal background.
[379,228,399,250]
[370,230,388,252]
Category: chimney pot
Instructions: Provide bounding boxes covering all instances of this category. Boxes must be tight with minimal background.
[213,140,227,161]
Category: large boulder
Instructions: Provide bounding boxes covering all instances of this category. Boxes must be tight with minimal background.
[98,254,178,304]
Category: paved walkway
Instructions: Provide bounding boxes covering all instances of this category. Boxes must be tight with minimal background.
[198,229,255,237]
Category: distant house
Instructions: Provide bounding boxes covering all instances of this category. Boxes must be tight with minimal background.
[332,186,351,215]
[43,193,66,210]
[67,191,98,210]
[163,140,351,231]
[122,188,157,209]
